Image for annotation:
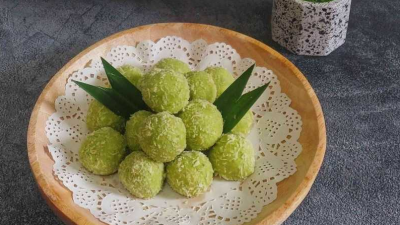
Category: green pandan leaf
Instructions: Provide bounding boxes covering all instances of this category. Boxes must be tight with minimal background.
[72,80,131,118]
[214,64,255,120]
[109,88,142,114]
[101,57,148,110]
[223,82,270,133]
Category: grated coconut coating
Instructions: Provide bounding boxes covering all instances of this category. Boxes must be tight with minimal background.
[204,67,235,97]
[138,112,186,162]
[153,58,191,74]
[117,65,143,88]
[209,134,255,181]
[167,151,213,198]
[119,151,165,199]
[144,68,166,76]
[139,69,190,114]
[185,71,217,103]
[79,127,127,175]
[179,100,223,151]
[125,110,153,152]
[231,110,254,136]
[86,100,125,132]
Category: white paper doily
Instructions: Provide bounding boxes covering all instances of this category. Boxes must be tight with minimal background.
[45,36,302,225]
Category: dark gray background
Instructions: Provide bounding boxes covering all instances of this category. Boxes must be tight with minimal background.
[1,0,399,224]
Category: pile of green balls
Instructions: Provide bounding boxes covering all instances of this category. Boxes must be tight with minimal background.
[79,58,256,199]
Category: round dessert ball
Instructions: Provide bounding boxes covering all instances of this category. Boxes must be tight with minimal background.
[125,110,152,152]
[167,151,213,198]
[119,151,165,199]
[185,71,217,103]
[117,65,143,88]
[79,127,126,175]
[178,100,223,151]
[231,111,254,136]
[139,69,190,114]
[139,112,186,162]
[154,58,191,74]
[86,100,125,132]
[209,134,255,181]
[204,67,235,97]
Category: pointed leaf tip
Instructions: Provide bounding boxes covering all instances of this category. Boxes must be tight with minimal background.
[214,64,256,120]
[72,79,131,118]
[101,57,148,110]
[222,81,270,133]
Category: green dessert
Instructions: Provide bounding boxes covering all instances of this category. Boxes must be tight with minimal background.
[185,71,217,103]
[119,151,165,199]
[117,65,143,88]
[139,69,190,114]
[86,100,125,132]
[231,111,254,136]
[125,110,152,152]
[209,134,255,181]
[139,112,186,162]
[79,127,126,175]
[166,151,213,198]
[179,100,223,151]
[75,57,270,200]
[204,67,235,97]
[154,58,191,74]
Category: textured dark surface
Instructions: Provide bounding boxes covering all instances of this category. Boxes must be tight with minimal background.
[0,0,399,224]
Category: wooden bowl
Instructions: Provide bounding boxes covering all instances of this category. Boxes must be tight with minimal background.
[27,23,326,225]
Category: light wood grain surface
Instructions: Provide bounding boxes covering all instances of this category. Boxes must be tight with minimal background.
[27,23,326,225]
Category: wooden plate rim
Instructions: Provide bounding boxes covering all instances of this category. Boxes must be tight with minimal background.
[27,23,326,225]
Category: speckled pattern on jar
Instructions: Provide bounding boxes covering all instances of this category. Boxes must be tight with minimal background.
[272,0,352,56]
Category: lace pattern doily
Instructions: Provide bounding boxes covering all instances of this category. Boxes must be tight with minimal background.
[46,36,302,225]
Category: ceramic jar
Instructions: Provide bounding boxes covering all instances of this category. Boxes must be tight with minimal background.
[272,0,352,56]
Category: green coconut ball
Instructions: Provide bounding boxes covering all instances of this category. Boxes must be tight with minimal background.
[86,100,125,132]
[185,71,217,103]
[179,100,223,151]
[79,127,126,175]
[166,151,213,198]
[204,67,235,97]
[118,151,165,199]
[209,134,255,181]
[231,111,254,136]
[139,69,190,114]
[117,65,143,88]
[125,110,153,152]
[154,58,191,74]
[139,112,186,162]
